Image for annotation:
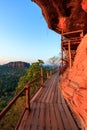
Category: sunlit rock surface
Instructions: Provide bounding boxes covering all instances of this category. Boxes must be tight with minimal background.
[32,0,87,34]
[61,35,87,130]
[32,0,87,129]
[81,0,87,12]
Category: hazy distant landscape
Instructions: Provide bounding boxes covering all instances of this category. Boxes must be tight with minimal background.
[0,60,51,130]
[0,61,30,111]
[0,57,59,112]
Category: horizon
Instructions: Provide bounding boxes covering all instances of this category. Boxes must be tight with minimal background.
[0,0,61,65]
[0,58,43,65]
[0,57,60,65]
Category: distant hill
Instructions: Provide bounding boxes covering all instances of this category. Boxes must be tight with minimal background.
[3,61,30,68]
[0,61,30,111]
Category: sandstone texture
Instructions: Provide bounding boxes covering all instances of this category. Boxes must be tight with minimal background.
[32,0,87,129]
[61,35,87,130]
[32,0,87,34]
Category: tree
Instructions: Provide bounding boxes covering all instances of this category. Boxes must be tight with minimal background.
[16,60,44,93]
[48,56,60,66]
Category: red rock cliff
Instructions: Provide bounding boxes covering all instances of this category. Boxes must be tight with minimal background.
[32,0,87,129]
[32,0,87,34]
[61,35,87,129]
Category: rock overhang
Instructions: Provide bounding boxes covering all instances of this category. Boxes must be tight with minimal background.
[32,0,87,34]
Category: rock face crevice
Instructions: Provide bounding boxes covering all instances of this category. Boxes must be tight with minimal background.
[32,0,87,34]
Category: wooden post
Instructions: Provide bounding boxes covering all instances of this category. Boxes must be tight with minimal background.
[25,84,30,111]
[50,70,52,76]
[68,41,72,69]
[53,67,55,74]
[61,30,63,74]
[47,71,49,79]
[41,67,44,87]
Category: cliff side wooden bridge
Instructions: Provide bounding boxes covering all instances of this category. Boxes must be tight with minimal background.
[61,30,83,69]
[0,68,81,130]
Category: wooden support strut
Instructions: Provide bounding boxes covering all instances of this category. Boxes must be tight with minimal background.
[68,41,72,69]
[62,29,84,69]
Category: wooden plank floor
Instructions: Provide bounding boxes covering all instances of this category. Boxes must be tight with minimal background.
[18,73,80,130]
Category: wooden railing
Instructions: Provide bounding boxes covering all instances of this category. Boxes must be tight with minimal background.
[0,67,58,121]
[0,87,25,120]
[25,77,40,111]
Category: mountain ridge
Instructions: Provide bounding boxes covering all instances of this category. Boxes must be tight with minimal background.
[2,61,30,68]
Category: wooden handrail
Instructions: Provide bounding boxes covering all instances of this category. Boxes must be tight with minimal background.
[0,77,40,120]
[25,77,40,111]
[0,68,58,121]
[0,87,25,120]
[27,77,40,85]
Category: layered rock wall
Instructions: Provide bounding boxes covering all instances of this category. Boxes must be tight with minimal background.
[61,35,87,129]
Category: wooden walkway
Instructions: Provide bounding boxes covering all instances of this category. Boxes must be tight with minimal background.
[18,73,79,130]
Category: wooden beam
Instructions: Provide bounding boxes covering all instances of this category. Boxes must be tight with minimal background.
[62,30,83,36]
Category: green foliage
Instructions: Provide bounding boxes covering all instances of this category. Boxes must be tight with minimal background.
[0,101,7,112]
[48,56,60,65]
[0,97,25,130]
[0,60,46,130]
[0,60,54,130]
[16,60,44,93]
[0,66,27,111]
[27,61,42,79]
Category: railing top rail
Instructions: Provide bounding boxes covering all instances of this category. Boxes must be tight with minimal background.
[27,76,41,86]
[0,87,25,120]
[0,68,58,121]
[0,76,41,120]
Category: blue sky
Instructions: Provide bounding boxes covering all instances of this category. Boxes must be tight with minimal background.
[0,0,61,64]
